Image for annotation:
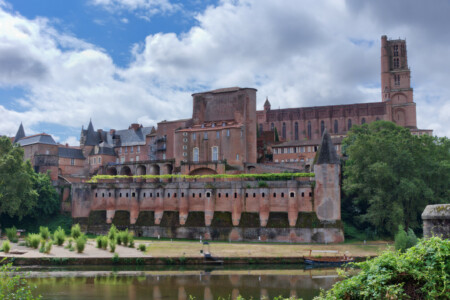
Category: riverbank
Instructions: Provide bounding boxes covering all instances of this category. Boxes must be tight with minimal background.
[0,238,390,266]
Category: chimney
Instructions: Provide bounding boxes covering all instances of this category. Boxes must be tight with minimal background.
[110,129,116,135]
[129,123,141,131]
[65,143,69,147]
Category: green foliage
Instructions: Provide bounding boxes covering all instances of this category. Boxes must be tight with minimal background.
[5,227,17,243]
[27,233,41,249]
[315,237,450,300]
[138,244,146,252]
[96,236,102,248]
[101,236,109,250]
[39,226,50,240]
[39,239,45,253]
[128,235,134,248]
[342,121,450,237]
[65,238,74,251]
[274,127,280,142]
[395,225,408,252]
[109,239,116,253]
[406,228,418,249]
[71,224,81,239]
[118,229,131,247]
[53,226,66,246]
[44,241,52,254]
[257,181,269,188]
[89,172,314,183]
[2,240,10,253]
[108,224,117,241]
[75,236,86,253]
[0,261,41,300]
[112,253,120,264]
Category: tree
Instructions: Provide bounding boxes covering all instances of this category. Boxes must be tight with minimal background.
[0,137,38,219]
[342,121,450,237]
[274,127,280,142]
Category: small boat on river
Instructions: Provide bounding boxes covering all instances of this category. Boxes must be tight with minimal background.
[303,250,354,266]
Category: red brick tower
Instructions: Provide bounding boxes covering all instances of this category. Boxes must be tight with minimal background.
[381,35,417,129]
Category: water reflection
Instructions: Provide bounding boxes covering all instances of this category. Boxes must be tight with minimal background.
[27,265,341,300]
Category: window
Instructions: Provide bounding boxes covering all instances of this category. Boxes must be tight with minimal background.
[70,158,75,166]
[240,129,243,137]
[395,74,400,86]
[271,123,274,131]
[204,132,208,140]
[226,129,230,137]
[193,148,199,162]
[183,145,187,150]
[348,119,352,130]
[137,146,140,153]
[236,154,239,160]
[121,157,125,163]
[136,156,139,161]
[393,45,398,57]
[193,133,196,140]
[119,148,122,154]
[259,123,263,134]
[294,122,299,140]
[393,58,399,68]
[361,118,366,124]
[307,121,312,139]
[222,122,226,126]
[320,120,325,136]
[334,120,338,133]
[183,152,187,157]
[116,158,119,163]
[130,158,134,162]
[216,131,220,139]
[206,192,210,197]
[130,147,134,153]
[290,192,295,197]
[212,146,218,161]
[125,147,128,153]
[183,138,188,142]
[132,192,135,197]
[212,123,215,128]
[201,123,205,128]
[162,153,166,159]
[183,132,187,136]
[282,122,286,139]
[98,157,101,164]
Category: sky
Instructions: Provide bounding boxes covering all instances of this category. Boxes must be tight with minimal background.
[0,0,449,145]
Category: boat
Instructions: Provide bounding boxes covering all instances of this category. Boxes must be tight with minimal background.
[303,249,354,265]
[201,242,224,265]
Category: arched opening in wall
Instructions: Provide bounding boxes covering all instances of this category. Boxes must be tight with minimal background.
[320,120,325,136]
[307,121,312,140]
[136,165,146,182]
[119,166,132,182]
[247,165,256,173]
[106,167,118,176]
[271,123,274,131]
[282,122,286,140]
[294,122,299,140]
[361,118,366,124]
[394,109,406,127]
[150,164,160,182]
[189,167,217,182]
[164,164,173,182]
[305,165,310,172]
[334,120,338,134]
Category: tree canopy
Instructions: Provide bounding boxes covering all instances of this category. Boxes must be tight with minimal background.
[342,121,450,237]
[0,136,59,225]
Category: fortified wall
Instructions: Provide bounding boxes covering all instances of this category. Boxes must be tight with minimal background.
[71,131,344,243]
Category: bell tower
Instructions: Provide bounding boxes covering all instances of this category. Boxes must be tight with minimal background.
[381,35,417,129]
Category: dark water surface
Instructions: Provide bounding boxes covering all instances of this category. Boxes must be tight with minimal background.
[25,265,341,300]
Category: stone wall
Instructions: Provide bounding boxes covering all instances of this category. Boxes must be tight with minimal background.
[422,204,450,239]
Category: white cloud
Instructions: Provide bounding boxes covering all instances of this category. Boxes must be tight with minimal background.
[90,0,180,20]
[0,0,449,140]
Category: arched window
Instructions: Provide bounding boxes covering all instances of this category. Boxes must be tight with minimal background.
[294,122,299,140]
[361,118,366,124]
[348,119,352,130]
[259,123,263,134]
[282,122,286,140]
[334,120,338,134]
[320,120,325,136]
[271,123,274,131]
[211,146,218,161]
[193,148,199,162]
[393,58,399,68]
[307,121,312,139]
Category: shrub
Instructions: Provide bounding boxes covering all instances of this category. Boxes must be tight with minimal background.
[116,233,122,245]
[44,241,52,254]
[406,228,418,249]
[96,236,102,248]
[315,237,450,300]
[0,262,40,299]
[108,224,117,241]
[109,239,116,253]
[101,236,109,250]
[2,240,11,253]
[53,226,66,246]
[27,233,41,249]
[138,244,146,252]
[75,236,86,253]
[5,227,18,243]
[112,253,120,264]
[394,225,408,252]
[71,224,81,239]
[120,229,130,246]
[39,226,50,240]
[257,181,269,188]
[39,240,45,253]
[128,235,134,248]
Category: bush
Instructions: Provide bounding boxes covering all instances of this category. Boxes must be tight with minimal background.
[120,229,129,246]
[27,233,41,249]
[5,227,18,243]
[75,236,86,253]
[71,224,81,239]
[39,226,50,240]
[65,238,74,252]
[406,228,418,249]
[128,236,134,248]
[394,225,408,252]
[116,233,122,245]
[96,236,102,248]
[112,253,119,264]
[108,224,117,241]
[138,244,146,252]
[315,237,450,300]
[257,181,269,188]
[101,236,109,250]
[39,240,45,253]
[2,240,11,253]
[44,241,52,254]
[53,226,66,246]
[0,262,40,299]
[109,239,116,253]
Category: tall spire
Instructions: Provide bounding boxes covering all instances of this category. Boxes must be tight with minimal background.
[13,122,26,143]
[84,119,99,146]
